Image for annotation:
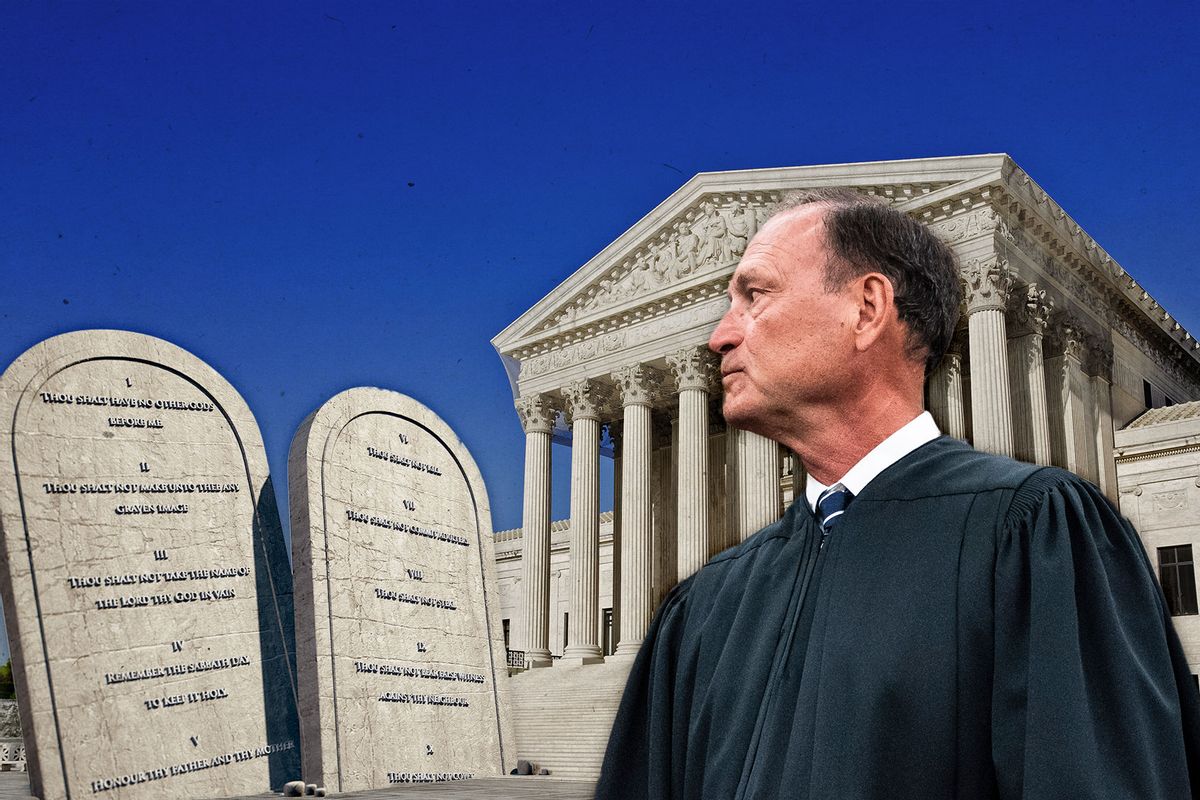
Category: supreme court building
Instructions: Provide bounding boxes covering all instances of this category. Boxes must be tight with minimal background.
[489,154,1200,775]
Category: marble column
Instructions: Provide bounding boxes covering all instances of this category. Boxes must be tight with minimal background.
[963,258,1015,455]
[559,378,606,664]
[724,426,741,551]
[928,344,967,439]
[733,430,781,539]
[708,421,728,557]
[608,420,622,656]
[1045,319,1091,478]
[1081,360,1101,484]
[650,414,677,609]
[515,394,555,666]
[1006,284,1054,465]
[668,346,715,582]
[611,365,659,656]
[1088,342,1118,500]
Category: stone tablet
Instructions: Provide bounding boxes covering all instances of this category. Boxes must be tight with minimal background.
[0,330,300,800]
[289,388,514,792]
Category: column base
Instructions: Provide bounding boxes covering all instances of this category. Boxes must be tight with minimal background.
[557,645,604,666]
[525,649,553,668]
[609,642,642,661]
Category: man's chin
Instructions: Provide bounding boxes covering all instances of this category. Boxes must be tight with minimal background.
[719,401,762,434]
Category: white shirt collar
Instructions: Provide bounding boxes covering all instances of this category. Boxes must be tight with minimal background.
[805,411,940,511]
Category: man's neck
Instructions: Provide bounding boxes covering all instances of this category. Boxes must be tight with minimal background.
[782,392,926,485]
[803,411,940,511]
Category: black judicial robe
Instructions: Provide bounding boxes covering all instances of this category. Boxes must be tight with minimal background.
[596,436,1200,799]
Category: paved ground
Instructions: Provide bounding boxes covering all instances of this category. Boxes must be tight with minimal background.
[0,772,34,800]
[0,772,595,799]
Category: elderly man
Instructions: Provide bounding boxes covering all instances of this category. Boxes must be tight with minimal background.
[595,189,1200,799]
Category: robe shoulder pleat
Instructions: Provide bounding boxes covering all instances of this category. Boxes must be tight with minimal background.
[992,466,1200,799]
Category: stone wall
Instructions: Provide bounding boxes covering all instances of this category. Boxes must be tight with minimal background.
[0,700,19,738]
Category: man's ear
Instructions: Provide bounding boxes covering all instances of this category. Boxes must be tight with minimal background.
[853,272,896,352]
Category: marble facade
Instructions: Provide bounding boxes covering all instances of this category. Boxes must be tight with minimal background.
[1115,401,1200,671]
[492,154,1200,669]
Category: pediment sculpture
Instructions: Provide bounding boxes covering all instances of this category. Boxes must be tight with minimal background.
[543,196,775,330]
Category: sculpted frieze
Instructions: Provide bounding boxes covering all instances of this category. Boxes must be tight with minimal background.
[542,195,777,330]
[519,332,627,378]
[631,296,728,342]
[1035,252,1112,324]
[519,295,728,381]
[1111,317,1200,395]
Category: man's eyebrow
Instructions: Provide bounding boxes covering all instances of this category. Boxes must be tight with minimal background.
[731,266,768,293]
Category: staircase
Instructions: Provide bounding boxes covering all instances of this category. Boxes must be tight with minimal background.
[506,659,634,780]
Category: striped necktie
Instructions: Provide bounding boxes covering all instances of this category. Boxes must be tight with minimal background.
[816,486,853,532]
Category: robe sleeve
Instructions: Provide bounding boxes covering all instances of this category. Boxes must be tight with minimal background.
[595,578,694,800]
[993,468,1200,798]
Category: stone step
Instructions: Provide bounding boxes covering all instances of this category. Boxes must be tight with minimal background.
[506,661,631,782]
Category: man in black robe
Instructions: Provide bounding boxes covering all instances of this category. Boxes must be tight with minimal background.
[595,189,1200,798]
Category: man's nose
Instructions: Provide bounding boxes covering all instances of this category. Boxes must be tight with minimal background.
[708,311,740,355]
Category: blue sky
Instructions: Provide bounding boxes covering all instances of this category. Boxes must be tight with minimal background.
[1,2,1198,661]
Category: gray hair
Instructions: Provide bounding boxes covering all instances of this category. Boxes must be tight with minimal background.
[774,188,961,375]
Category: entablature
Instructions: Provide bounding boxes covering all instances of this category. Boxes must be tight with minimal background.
[494,155,1200,403]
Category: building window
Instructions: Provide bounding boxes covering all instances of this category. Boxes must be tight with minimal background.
[563,612,569,650]
[1143,379,1154,409]
[502,618,510,649]
[602,608,614,656]
[1159,545,1199,616]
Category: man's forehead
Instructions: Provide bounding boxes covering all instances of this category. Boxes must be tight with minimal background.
[761,203,828,238]
[734,205,828,273]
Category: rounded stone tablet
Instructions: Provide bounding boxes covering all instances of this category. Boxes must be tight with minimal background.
[289,387,514,792]
[0,330,299,800]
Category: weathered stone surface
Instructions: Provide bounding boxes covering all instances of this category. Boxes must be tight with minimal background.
[289,388,514,793]
[0,702,19,738]
[282,779,305,796]
[0,330,299,800]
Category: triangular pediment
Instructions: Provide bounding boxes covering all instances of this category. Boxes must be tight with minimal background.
[492,154,1009,360]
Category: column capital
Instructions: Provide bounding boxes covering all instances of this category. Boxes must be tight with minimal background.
[561,379,610,423]
[515,394,557,434]
[1045,313,1087,361]
[1008,282,1054,337]
[666,346,719,392]
[612,364,665,407]
[1085,335,1114,380]
[962,257,1015,313]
